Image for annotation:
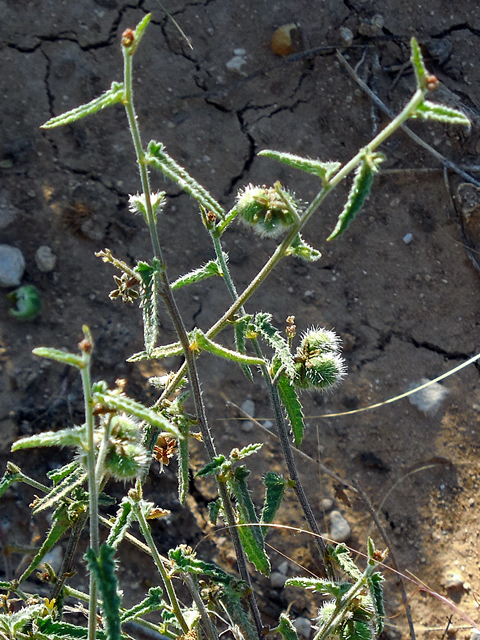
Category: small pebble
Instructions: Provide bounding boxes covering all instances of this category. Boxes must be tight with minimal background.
[320,498,334,511]
[0,195,19,229]
[329,510,351,542]
[339,27,353,47]
[403,233,413,245]
[358,14,384,37]
[0,245,25,287]
[277,560,289,575]
[469,629,480,640]
[408,378,450,415]
[270,571,287,589]
[442,569,464,590]
[293,617,311,639]
[226,51,247,73]
[35,245,57,272]
[241,399,255,418]
[241,421,254,433]
[262,420,273,430]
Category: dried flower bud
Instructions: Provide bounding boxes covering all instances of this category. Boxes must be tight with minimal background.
[236,184,299,237]
[122,28,135,48]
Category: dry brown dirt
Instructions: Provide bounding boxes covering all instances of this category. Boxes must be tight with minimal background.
[1,1,480,638]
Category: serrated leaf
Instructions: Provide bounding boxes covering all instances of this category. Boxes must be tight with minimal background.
[106,499,134,549]
[253,313,295,378]
[19,504,73,583]
[196,455,226,478]
[47,460,80,484]
[229,465,270,576]
[410,37,428,90]
[170,259,222,290]
[367,573,385,634]
[341,619,374,640]
[0,463,23,498]
[285,576,352,598]
[286,233,322,262]
[276,374,305,447]
[37,617,105,639]
[208,499,221,525]
[169,546,231,584]
[12,425,86,454]
[129,13,152,54]
[127,341,183,362]
[177,416,190,505]
[4,605,47,636]
[234,316,254,382]
[41,82,124,129]
[85,544,121,640]
[261,472,286,534]
[92,390,180,438]
[32,347,84,369]
[276,613,300,640]
[232,443,263,460]
[191,328,264,366]
[120,587,164,623]
[32,464,87,514]
[259,150,341,184]
[331,544,363,580]
[411,100,471,126]
[327,152,384,241]
[146,140,224,219]
[136,259,163,354]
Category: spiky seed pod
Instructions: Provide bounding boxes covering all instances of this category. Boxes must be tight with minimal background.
[236,184,299,237]
[104,442,150,481]
[293,327,346,391]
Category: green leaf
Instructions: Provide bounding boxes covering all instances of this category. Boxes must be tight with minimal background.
[32,464,87,514]
[92,389,181,438]
[341,619,374,640]
[367,573,385,634]
[120,587,164,623]
[285,576,351,598]
[232,443,263,460]
[331,544,363,580]
[275,613,300,640]
[136,259,163,354]
[286,233,322,262]
[410,37,428,90]
[19,504,73,583]
[127,341,183,362]
[169,545,231,584]
[106,499,134,550]
[129,13,152,54]
[208,499,222,525]
[229,465,270,576]
[259,149,341,184]
[146,140,224,219]
[4,605,49,636]
[177,416,190,505]
[253,313,295,379]
[234,316,254,382]
[12,425,87,454]
[411,100,471,126]
[47,460,81,484]
[37,617,106,639]
[8,285,42,320]
[261,472,286,534]
[191,328,265,366]
[86,544,122,640]
[129,191,166,222]
[0,462,23,498]
[32,346,84,369]
[41,81,124,129]
[327,151,384,241]
[196,455,226,478]
[170,259,223,290]
[276,374,305,447]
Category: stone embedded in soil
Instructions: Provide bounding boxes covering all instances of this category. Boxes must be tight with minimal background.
[293,617,311,638]
[0,244,25,287]
[329,510,351,542]
[277,560,289,575]
[442,569,464,590]
[408,378,450,415]
[35,245,57,272]
[241,398,255,418]
[470,628,480,640]
[270,571,287,589]
[0,194,19,229]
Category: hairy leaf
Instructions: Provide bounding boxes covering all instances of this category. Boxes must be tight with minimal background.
[41,82,124,129]
[32,464,87,514]
[286,233,322,262]
[32,346,84,369]
[47,460,81,484]
[196,455,226,478]
[277,373,306,447]
[327,152,384,241]
[367,573,385,634]
[253,313,295,378]
[120,587,164,623]
[147,141,224,219]
[259,150,341,184]
[234,316,254,382]
[169,546,231,584]
[127,341,183,362]
[177,416,190,505]
[191,328,264,366]
[412,100,470,126]
[276,613,300,640]
[136,259,163,354]
[0,463,23,499]
[170,259,222,290]
[208,499,222,525]
[12,425,86,454]
[331,544,363,580]
[106,500,134,550]
[261,472,286,534]
[37,618,106,639]
[86,544,122,640]
[410,37,428,90]
[286,576,352,598]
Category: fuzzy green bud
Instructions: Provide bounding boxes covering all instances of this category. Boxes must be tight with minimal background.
[104,442,150,480]
[293,327,346,391]
[236,183,299,237]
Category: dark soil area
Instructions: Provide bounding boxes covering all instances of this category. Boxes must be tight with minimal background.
[1,1,480,638]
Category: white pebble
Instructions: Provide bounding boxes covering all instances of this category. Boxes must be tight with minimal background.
[339,27,353,47]
[241,399,255,418]
[293,617,311,638]
[403,233,413,244]
[329,510,351,542]
[320,498,334,511]
[241,420,254,433]
[469,628,480,640]
[0,244,25,287]
[35,245,57,272]
[443,569,464,590]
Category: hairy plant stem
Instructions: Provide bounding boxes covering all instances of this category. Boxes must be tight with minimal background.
[123,42,264,640]
[80,346,99,640]
[135,506,189,634]
[161,87,426,401]
[213,234,335,580]
[184,574,220,640]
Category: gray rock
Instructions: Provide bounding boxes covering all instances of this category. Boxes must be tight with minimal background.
[270,571,287,589]
[241,399,255,418]
[320,498,334,512]
[293,617,311,639]
[241,420,254,433]
[442,569,464,590]
[35,245,57,272]
[329,510,351,542]
[277,560,289,575]
[0,245,25,287]
[339,27,353,47]
[403,233,413,245]
[0,195,19,229]
[470,628,480,640]
[358,15,384,37]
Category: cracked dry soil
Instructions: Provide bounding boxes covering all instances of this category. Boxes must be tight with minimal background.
[2,1,480,638]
